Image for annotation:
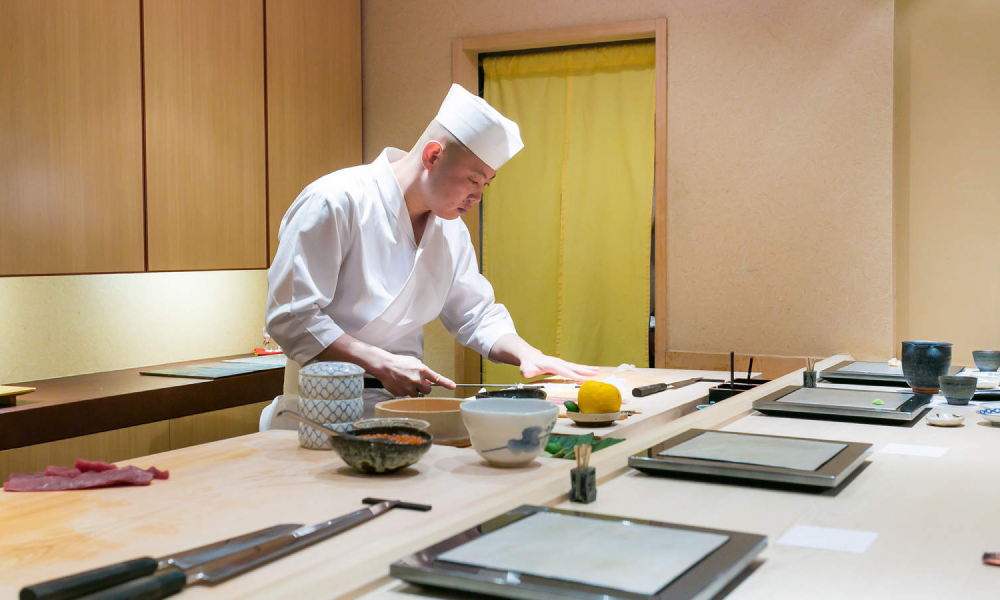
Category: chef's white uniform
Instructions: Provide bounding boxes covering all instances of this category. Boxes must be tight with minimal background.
[259,147,517,430]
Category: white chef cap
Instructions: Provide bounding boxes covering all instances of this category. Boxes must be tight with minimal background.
[433,84,524,170]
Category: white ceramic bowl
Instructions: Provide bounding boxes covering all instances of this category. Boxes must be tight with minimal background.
[461,398,558,467]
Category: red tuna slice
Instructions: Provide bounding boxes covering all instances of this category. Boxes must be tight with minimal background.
[147,467,170,480]
[75,459,117,472]
[44,466,82,477]
[4,466,155,492]
[6,472,49,481]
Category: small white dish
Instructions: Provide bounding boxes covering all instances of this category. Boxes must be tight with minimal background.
[566,411,621,427]
[926,412,964,427]
[977,407,1000,427]
[976,379,999,390]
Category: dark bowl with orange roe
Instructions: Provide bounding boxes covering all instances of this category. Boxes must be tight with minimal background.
[329,426,433,474]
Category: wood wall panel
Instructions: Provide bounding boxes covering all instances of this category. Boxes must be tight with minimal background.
[168,401,270,450]
[0,0,145,276]
[144,0,267,271]
[265,0,362,262]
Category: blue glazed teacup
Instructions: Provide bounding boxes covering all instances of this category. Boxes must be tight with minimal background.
[901,341,952,395]
[939,375,977,406]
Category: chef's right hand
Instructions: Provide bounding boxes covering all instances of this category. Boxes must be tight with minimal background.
[372,353,456,397]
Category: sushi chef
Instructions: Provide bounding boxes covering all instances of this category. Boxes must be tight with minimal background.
[260,84,597,430]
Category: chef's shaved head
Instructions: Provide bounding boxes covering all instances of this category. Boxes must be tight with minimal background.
[411,120,476,167]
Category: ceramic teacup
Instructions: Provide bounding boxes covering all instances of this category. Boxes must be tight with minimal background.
[901,341,952,395]
[938,375,977,406]
[972,351,1000,372]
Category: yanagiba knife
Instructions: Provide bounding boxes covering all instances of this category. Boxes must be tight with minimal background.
[20,523,302,600]
[632,377,726,397]
[81,499,431,600]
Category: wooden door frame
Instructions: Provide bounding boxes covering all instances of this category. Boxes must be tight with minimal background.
[451,18,668,384]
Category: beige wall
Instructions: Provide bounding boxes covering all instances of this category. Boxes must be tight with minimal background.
[0,271,268,384]
[895,0,1000,366]
[362,0,895,376]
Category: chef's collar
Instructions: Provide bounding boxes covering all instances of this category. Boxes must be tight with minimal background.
[373,147,425,245]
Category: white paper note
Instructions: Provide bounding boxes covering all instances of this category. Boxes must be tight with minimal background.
[879,443,949,457]
[777,525,878,554]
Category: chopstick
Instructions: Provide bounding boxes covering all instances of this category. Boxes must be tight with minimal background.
[747,357,754,382]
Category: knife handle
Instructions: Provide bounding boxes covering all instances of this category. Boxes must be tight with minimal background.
[20,557,158,600]
[362,497,432,512]
[632,383,669,397]
[81,570,186,600]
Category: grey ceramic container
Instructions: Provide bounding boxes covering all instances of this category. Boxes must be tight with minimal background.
[901,341,952,394]
[973,351,1000,372]
[329,426,433,474]
[939,375,977,405]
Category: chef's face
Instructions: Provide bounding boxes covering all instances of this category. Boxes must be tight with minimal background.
[423,142,496,220]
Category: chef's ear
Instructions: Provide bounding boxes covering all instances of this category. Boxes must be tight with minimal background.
[421,140,445,171]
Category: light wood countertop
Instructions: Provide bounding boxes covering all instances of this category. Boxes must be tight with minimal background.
[17,358,963,600]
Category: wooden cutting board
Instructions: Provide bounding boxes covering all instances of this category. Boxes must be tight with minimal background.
[0,386,35,406]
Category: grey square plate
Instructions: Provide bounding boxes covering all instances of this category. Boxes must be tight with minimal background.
[390,505,767,600]
[630,429,871,488]
[820,360,963,385]
[752,385,931,423]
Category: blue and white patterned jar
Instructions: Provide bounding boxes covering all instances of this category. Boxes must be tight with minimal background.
[297,362,365,450]
[299,361,365,401]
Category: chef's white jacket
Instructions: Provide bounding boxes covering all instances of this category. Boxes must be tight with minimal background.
[265,147,517,368]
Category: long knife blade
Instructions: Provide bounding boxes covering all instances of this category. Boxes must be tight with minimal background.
[194,500,396,584]
[20,523,301,600]
[165,523,302,570]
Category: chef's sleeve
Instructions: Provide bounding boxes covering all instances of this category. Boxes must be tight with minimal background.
[439,228,518,360]
[265,193,353,365]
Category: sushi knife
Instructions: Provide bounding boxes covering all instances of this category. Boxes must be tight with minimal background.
[21,523,302,600]
[632,377,725,397]
[81,499,431,600]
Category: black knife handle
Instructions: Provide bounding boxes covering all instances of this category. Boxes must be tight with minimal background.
[81,570,186,600]
[20,557,159,600]
[632,383,669,397]
[362,497,432,512]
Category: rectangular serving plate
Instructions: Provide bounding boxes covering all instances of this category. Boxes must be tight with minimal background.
[752,385,931,423]
[629,429,871,488]
[390,505,766,600]
[819,360,963,385]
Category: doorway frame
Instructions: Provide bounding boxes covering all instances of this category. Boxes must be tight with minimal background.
[451,19,668,384]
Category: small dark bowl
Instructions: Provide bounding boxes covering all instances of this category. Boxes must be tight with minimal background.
[939,375,977,405]
[476,387,547,399]
[329,426,433,474]
[973,351,1000,372]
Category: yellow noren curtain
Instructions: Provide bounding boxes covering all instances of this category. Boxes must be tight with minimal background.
[482,43,655,382]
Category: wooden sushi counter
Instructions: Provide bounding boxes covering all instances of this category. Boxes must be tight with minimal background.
[2,355,998,599]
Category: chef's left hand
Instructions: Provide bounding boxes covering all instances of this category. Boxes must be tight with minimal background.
[519,352,599,382]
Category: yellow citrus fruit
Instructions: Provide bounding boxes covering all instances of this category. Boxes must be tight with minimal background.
[577,381,622,414]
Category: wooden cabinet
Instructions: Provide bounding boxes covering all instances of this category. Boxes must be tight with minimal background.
[265,0,362,262]
[1,0,362,275]
[143,0,267,271]
[0,0,145,276]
